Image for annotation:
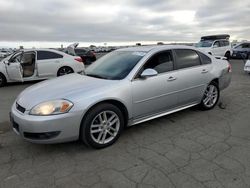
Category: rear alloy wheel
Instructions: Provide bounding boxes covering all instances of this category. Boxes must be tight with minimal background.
[57,67,74,76]
[81,103,124,149]
[200,82,220,110]
[0,73,6,87]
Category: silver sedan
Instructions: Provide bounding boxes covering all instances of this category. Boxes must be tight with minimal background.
[10,45,231,148]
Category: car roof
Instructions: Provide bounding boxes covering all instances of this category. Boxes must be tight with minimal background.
[116,45,196,52]
[201,34,230,40]
[20,48,66,55]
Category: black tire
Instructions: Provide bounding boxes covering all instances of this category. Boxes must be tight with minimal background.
[0,73,6,87]
[199,81,220,110]
[57,67,74,76]
[80,103,124,149]
[225,51,230,60]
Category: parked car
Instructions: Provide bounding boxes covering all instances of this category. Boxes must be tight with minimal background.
[244,60,250,74]
[196,34,232,59]
[10,45,231,148]
[0,49,84,87]
[0,49,13,58]
[232,42,250,59]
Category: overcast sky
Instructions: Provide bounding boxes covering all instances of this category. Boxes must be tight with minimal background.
[0,0,249,47]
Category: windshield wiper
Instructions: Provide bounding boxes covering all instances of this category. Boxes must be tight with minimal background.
[85,73,108,80]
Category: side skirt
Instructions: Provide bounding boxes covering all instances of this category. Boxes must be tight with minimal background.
[129,103,199,126]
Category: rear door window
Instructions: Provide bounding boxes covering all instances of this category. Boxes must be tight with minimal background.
[213,41,220,47]
[174,49,201,69]
[219,41,225,47]
[37,51,63,60]
[223,40,230,46]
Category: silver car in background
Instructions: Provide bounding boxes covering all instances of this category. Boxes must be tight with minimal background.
[10,45,231,148]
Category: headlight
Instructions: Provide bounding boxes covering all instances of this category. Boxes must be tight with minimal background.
[30,100,73,116]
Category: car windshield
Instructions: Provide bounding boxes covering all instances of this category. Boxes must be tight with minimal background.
[85,51,146,80]
[196,41,213,48]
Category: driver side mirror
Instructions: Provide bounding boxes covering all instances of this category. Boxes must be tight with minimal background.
[213,44,219,48]
[140,68,158,78]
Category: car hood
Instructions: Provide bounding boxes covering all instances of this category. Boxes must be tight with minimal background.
[17,73,119,110]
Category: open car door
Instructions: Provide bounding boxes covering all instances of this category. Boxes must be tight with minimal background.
[5,53,23,82]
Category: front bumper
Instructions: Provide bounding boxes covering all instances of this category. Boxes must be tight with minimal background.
[10,103,84,144]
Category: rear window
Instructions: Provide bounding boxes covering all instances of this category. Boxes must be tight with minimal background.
[37,51,63,60]
[174,49,201,69]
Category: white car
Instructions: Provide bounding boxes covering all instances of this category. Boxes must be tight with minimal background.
[244,60,250,74]
[196,34,232,59]
[0,49,12,58]
[0,49,85,87]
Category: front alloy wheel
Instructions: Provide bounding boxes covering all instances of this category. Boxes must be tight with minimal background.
[200,82,220,110]
[81,103,124,149]
[90,111,120,145]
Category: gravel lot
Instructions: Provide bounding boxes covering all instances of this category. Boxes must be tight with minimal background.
[0,60,250,188]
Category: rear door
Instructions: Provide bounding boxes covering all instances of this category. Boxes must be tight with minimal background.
[173,49,213,106]
[5,52,23,82]
[132,50,179,118]
[36,50,63,77]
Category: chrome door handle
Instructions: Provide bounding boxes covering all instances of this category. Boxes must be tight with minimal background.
[167,76,177,81]
[201,69,208,73]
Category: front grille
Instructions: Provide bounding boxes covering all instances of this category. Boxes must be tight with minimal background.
[16,103,25,113]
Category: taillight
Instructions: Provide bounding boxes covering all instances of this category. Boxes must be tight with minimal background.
[74,57,83,63]
[228,63,232,73]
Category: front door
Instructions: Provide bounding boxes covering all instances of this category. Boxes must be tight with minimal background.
[131,50,179,118]
[6,53,23,82]
[6,62,23,82]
